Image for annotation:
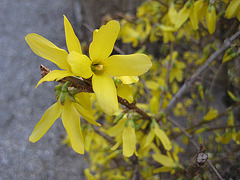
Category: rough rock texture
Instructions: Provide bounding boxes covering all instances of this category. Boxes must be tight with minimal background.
[0,0,86,179]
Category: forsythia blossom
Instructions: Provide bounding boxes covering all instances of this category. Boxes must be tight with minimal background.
[26,16,152,115]
[29,84,100,154]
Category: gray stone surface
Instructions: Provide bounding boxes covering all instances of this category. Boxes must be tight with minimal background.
[0,0,86,179]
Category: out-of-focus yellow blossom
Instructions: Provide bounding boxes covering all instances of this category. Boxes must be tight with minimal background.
[203,107,218,121]
[168,3,178,24]
[152,153,175,173]
[195,0,208,23]
[26,16,152,115]
[84,168,100,180]
[175,3,191,29]
[206,5,216,34]
[144,119,172,151]
[122,120,137,157]
[225,0,240,19]
[108,118,137,157]
[29,91,99,154]
[120,19,151,47]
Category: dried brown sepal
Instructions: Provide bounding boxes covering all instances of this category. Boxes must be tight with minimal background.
[40,64,50,78]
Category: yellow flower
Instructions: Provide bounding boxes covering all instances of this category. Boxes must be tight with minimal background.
[206,5,216,35]
[29,92,100,154]
[144,119,172,151]
[122,120,136,157]
[225,0,240,19]
[26,16,152,115]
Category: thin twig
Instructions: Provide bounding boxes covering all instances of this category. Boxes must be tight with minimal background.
[164,30,240,115]
[166,117,224,179]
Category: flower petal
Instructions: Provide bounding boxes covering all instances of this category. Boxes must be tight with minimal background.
[36,70,74,88]
[117,84,133,103]
[74,103,101,126]
[104,53,152,76]
[122,121,136,157]
[143,128,155,148]
[89,20,120,62]
[29,101,61,142]
[62,102,84,154]
[75,92,93,111]
[107,118,126,137]
[152,153,174,167]
[92,74,118,115]
[25,33,69,69]
[154,126,172,151]
[64,15,82,54]
[225,0,240,19]
[118,76,139,84]
[174,4,191,29]
[67,51,93,78]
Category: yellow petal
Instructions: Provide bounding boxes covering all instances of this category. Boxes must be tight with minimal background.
[29,101,61,142]
[75,92,93,111]
[111,134,122,150]
[175,5,191,29]
[64,15,82,54]
[154,125,172,150]
[153,166,173,173]
[189,4,199,30]
[108,118,126,137]
[89,20,120,62]
[195,0,207,21]
[118,76,139,84]
[236,9,240,21]
[35,70,73,88]
[150,96,160,114]
[203,107,218,121]
[25,33,69,69]
[206,6,216,34]
[168,4,178,24]
[159,25,177,32]
[122,121,136,157]
[67,51,93,78]
[143,129,155,148]
[105,54,152,76]
[117,84,133,103]
[84,169,97,180]
[92,74,118,115]
[74,103,101,126]
[152,153,175,167]
[62,102,84,154]
[225,0,240,19]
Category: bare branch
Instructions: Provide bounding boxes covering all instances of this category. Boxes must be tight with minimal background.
[164,30,240,115]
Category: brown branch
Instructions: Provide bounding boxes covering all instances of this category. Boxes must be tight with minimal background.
[186,101,240,133]
[163,30,240,115]
[166,117,224,179]
[184,144,208,180]
[118,96,151,121]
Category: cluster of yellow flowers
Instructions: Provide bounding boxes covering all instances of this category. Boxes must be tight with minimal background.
[26,16,152,154]
[25,0,240,178]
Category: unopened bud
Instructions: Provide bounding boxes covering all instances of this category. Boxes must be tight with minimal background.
[60,92,67,104]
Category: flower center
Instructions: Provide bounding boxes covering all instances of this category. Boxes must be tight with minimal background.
[91,63,104,75]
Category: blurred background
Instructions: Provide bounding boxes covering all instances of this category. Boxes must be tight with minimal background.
[1,0,84,179]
